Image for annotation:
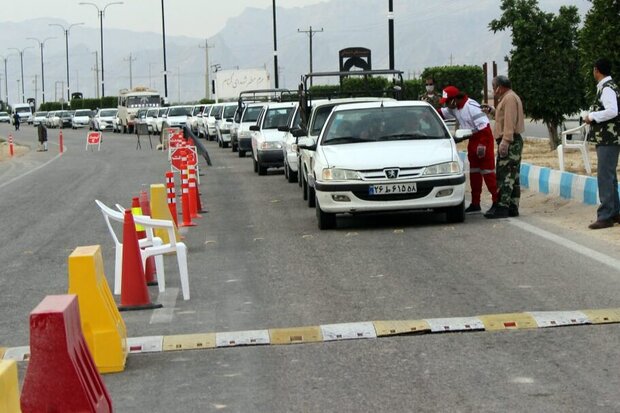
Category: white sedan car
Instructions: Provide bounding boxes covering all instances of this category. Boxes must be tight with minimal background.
[299,100,468,229]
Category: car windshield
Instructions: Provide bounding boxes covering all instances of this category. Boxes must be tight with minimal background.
[322,106,450,145]
[263,107,294,129]
[158,108,168,116]
[58,111,70,117]
[126,95,160,107]
[0,112,8,116]
[147,109,159,116]
[168,107,192,116]
[100,109,117,117]
[242,106,263,123]
[75,110,91,116]
[35,112,47,116]
[223,105,237,118]
[15,107,31,114]
[192,106,204,116]
[210,106,223,117]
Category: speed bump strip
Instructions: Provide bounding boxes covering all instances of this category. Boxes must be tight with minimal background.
[425,317,485,333]
[320,322,377,341]
[477,313,538,331]
[127,336,163,354]
[269,326,323,345]
[215,330,270,347]
[373,320,431,336]
[162,334,216,351]
[527,311,589,328]
[581,308,620,324]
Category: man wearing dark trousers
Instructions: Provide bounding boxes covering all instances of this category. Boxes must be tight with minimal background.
[484,75,524,219]
[583,58,620,229]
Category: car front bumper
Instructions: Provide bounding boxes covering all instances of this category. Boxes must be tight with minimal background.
[257,150,284,167]
[315,175,466,213]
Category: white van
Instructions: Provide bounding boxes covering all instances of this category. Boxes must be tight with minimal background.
[12,103,32,124]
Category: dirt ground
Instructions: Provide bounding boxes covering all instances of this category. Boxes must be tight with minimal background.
[0,140,29,161]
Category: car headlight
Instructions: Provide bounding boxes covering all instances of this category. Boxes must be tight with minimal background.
[422,161,461,176]
[322,168,362,181]
[260,141,283,150]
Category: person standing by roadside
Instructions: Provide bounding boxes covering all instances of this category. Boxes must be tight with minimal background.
[419,77,441,110]
[483,75,525,219]
[583,58,620,229]
[37,122,48,151]
[13,112,20,131]
[438,86,499,213]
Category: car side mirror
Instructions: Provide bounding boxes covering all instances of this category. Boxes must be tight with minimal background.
[249,125,260,132]
[453,129,473,143]
[297,136,316,151]
[278,126,290,132]
[292,128,307,138]
[226,118,233,122]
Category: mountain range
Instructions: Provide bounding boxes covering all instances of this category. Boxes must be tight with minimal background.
[0,0,590,104]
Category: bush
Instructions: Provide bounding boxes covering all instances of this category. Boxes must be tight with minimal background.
[199,98,216,104]
[100,96,117,108]
[403,79,424,100]
[421,65,484,102]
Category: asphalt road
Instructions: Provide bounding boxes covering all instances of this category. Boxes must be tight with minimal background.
[1,123,619,412]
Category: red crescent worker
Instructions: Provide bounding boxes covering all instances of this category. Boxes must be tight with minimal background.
[437,86,498,213]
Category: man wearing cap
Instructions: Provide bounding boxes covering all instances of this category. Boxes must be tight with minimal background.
[438,86,498,213]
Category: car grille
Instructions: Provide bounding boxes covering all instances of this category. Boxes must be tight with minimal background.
[353,188,433,201]
[359,167,424,180]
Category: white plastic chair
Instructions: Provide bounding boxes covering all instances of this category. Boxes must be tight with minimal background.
[95,200,165,296]
[558,122,591,174]
[114,203,190,300]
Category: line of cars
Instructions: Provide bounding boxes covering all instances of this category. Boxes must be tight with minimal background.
[200,73,472,230]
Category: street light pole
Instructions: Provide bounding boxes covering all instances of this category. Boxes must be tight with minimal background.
[49,23,84,102]
[0,56,8,105]
[27,37,55,104]
[79,2,123,98]
[161,0,169,103]
[272,0,279,88]
[9,47,33,103]
[388,0,395,70]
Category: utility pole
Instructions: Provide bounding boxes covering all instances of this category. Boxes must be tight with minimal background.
[124,52,137,89]
[297,26,323,87]
[176,66,181,103]
[32,75,38,104]
[388,0,395,70]
[272,0,279,88]
[92,51,99,98]
[199,39,214,100]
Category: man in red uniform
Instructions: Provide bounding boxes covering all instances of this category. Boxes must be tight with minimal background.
[438,86,498,213]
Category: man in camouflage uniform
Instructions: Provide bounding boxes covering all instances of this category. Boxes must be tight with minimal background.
[484,75,524,219]
[583,58,620,229]
[419,77,441,110]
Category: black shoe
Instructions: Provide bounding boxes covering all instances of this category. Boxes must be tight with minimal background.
[465,204,481,214]
[588,219,614,230]
[508,205,519,217]
[484,206,509,219]
[485,203,498,215]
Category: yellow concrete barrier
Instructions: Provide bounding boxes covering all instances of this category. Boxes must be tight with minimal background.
[150,183,180,243]
[68,245,127,373]
[0,360,21,413]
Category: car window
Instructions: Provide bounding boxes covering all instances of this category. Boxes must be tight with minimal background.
[310,105,337,136]
[211,105,223,117]
[192,106,204,116]
[168,106,192,116]
[322,106,449,145]
[262,107,295,129]
[158,108,168,116]
[223,105,237,119]
[100,109,117,117]
[242,106,263,123]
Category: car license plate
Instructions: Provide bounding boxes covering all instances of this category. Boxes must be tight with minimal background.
[369,183,417,195]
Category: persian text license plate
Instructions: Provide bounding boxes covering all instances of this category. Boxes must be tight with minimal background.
[369,183,417,195]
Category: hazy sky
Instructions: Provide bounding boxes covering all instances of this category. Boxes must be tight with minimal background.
[1,0,328,38]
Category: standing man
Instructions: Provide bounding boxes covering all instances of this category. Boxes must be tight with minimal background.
[419,77,441,110]
[583,58,620,229]
[438,86,498,213]
[13,112,20,131]
[483,75,524,219]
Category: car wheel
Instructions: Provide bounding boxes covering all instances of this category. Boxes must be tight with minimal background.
[232,143,237,152]
[302,175,308,201]
[253,157,258,173]
[445,201,465,223]
[284,163,289,180]
[218,139,222,148]
[258,162,267,176]
[222,142,228,149]
[316,199,336,230]
[288,168,298,184]
[307,183,316,208]
[239,150,246,158]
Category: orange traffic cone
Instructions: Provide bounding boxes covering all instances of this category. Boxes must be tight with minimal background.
[165,171,178,226]
[132,196,157,286]
[118,210,162,311]
[179,161,197,227]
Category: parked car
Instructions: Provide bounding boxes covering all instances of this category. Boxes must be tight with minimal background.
[188,104,206,134]
[144,108,159,132]
[71,109,93,129]
[161,105,192,130]
[92,108,118,131]
[32,111,48,126]
[0,111,11,123]
[234,102,266,157]
[250,101,298,175]
[205,104,222,141]
[197,105,212,138]
[47,111,61,128]
[215,102,238,148]
[299,100,467,229]
[154,107,169,133]
[55,110,73,128]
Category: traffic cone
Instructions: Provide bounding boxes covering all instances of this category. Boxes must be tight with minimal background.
[187,164,202,218]
[179,161,197,227]
[59,129,64,153]
[165,171,178,227]
[131,197,157,286]
[118,210,162,311]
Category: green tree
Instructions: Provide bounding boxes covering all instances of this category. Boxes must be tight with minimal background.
[490,0,586,149]
[579,0,620,102]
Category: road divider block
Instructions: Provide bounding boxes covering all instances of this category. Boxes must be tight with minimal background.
[163,334,216,351]
[68,245,128,373]
[150,183,180,243]
[527,311,590,328]
[424,317,485,333]
[0,360,21,413]
[477,313,538,331]
[20,295,112,413]
[269,326,323,345]
[216,330,270,347]
[373,320,431,337]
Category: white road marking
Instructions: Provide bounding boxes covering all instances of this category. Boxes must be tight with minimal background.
[510,219,620,273]
[150,288,179,324]
[0,150,63,190]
